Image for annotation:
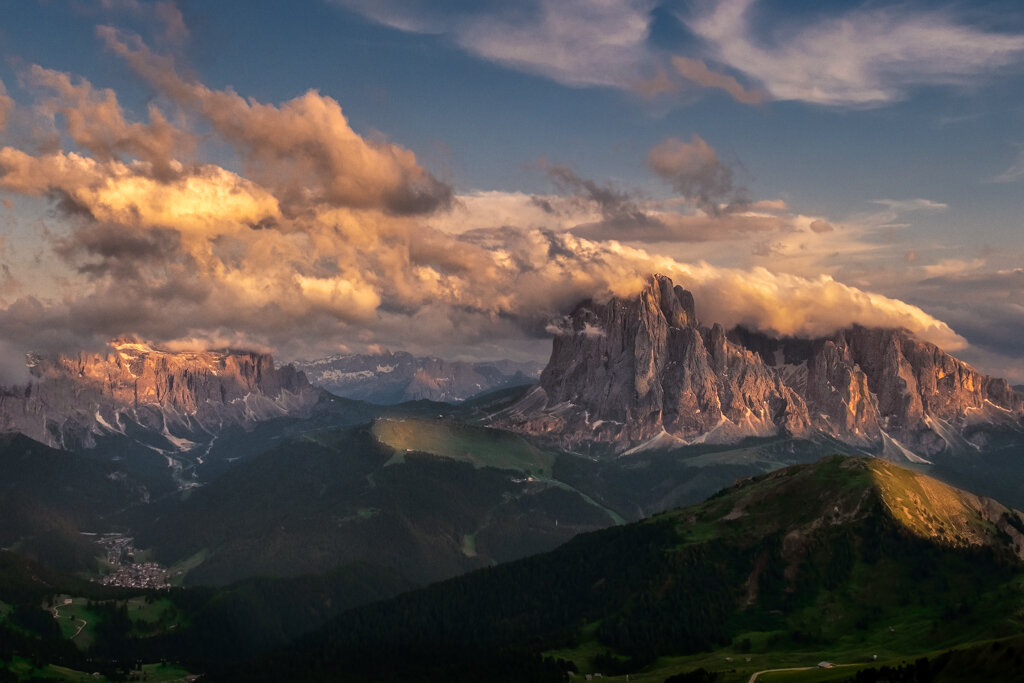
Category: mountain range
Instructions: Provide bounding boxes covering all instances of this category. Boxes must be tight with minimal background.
[291,351,542,404]
[0,340,319,452]
[495,275,1023,463]
[1,274,1024,681]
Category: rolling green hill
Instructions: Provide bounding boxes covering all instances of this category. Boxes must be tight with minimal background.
[232,455,1024,682]
[0,550,413,680]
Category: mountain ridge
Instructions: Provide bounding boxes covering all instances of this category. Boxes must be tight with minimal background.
[494,274,1023,461]
[236,454,1024,681]
[0,340,320,451]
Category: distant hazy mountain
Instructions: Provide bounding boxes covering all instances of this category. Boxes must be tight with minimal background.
[496,274,1023,462]
[0,340,320,452]
[240,455,1024,682]
[291,350,543,404]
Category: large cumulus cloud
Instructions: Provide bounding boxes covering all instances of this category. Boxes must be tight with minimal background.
[98,26,452,216]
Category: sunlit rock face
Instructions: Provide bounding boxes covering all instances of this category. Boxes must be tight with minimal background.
[495,275,1024,461]
[0,340,318,450]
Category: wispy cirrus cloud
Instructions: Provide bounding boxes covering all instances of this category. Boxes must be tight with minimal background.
[335,0,658,89]
[685,0,1024,107]
[336,0,1024,110]
[670,56,767,105]
[992,148,1024,183]
[103,0,187,42]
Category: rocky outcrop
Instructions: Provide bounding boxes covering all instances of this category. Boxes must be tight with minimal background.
[494,275,1024,461]
[496,275,809,448]
[0,341,319,450]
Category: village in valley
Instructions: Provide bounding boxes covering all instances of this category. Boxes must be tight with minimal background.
[94,533,172,590]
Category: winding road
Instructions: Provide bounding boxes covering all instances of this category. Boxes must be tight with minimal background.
[52,601,88,642]
[748,663,852,682]
[748,666,813,682]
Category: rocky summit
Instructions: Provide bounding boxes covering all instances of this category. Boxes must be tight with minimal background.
[0,340,319,450]
[495,275,1023,460]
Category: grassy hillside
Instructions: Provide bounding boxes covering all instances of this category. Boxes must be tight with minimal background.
[0,434,145,573]
[232,455,1024,682]
[371,417,555,475]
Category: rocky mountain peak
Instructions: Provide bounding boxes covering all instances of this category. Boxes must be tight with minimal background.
[495,275,1024,462]
[2,341,318,450]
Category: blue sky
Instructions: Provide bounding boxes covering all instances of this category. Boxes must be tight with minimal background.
[0,0,1022,382]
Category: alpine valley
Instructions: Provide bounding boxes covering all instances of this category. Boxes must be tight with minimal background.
[1,276,1023,682]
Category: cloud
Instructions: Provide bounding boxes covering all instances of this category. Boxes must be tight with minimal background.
[0,80,11,132]
[870,198,948,213]
[98,27,452,216]
[437,168,806,248]
[669,262,966,351]
[336,0,1024,111]
[97,0,189,44]
[629,66,679,98]
[0,28,971,372]
[428,190,602,234]
[809,219,834,234]
[541,161,770,242]
[646,135,748,215]
[334,0,659,90]
[25,65,192,177]
[900,268,1024,356]
[571,210,784,243]
[992,148,1024,183]
[0,149,280,234]
[686,0,1024,107]
[670,56,767,105]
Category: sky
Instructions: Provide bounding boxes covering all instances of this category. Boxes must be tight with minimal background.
[0,0,1022,383]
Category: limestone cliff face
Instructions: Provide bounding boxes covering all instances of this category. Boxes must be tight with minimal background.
[0,341,318,450]
[495,275,1024,461]
[498,275,809,448]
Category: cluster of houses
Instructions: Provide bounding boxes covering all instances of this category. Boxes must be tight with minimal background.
[94,533,172,590]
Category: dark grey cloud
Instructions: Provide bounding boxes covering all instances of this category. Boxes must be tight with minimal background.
[646,135,749,215]
[541,162,780,244]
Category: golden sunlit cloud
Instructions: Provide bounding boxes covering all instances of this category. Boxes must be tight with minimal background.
[98,26,452,216]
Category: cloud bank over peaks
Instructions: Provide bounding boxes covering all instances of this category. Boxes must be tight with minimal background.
[0,26,967,365]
